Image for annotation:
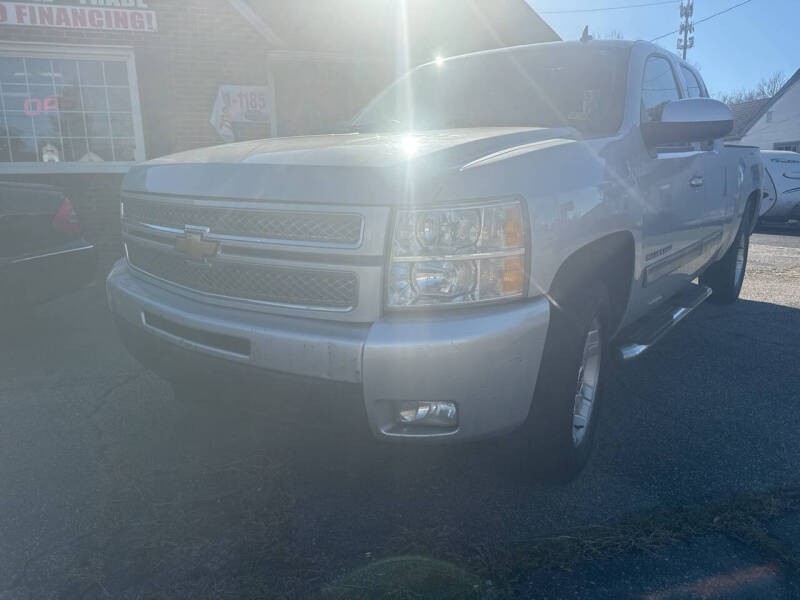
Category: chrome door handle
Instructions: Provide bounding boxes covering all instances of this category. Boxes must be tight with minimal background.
[690,176,704,188]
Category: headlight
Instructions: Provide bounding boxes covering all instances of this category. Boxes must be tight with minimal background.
[387,199,527,308]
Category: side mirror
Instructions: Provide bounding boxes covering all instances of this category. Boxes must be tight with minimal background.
[642,98,733,147]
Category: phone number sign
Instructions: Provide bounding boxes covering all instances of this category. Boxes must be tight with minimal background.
[210,85,274,143]
[0,1,158,32]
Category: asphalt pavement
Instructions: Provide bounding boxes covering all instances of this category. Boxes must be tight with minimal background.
[1,228,799,599]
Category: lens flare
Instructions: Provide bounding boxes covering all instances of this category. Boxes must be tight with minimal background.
[401,135,419,157]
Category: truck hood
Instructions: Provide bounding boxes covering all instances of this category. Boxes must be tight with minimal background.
[123,127,576,205]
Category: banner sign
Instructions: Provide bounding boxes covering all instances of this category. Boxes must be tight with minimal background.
[210,85,274,143]
[0,2,158,32]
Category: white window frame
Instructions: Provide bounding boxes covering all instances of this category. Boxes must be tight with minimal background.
[774,141,800,153]
[0,41,146,174]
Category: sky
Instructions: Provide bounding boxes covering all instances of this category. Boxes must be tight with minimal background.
[527,0,798,97]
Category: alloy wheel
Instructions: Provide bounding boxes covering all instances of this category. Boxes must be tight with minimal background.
[572,318,602,447]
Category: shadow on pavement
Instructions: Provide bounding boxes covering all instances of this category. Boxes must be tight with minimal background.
[3,289,800,598]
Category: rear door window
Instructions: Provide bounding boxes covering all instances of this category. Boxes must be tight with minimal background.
[681,66,706,98]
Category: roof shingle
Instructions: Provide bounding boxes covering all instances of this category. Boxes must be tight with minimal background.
[727,98,771,140]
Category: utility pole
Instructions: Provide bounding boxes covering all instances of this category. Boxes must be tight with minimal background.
[678,1,695,60]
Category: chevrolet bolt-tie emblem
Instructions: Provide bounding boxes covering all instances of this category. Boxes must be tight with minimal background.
[174,225,219,262]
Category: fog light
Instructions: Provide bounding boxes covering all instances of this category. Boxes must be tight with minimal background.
[397,401,458,427]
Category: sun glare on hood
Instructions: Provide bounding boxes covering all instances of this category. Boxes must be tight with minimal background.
[400,135,420,157]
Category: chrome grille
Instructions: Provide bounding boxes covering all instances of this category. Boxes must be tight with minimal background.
[126,241,358,310]
[122,198,363,246]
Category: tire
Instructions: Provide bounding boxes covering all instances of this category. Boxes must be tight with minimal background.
[700,214,751,304]
[514,281,612,483]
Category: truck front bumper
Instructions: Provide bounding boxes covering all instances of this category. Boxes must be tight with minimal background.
[107,259,550,441]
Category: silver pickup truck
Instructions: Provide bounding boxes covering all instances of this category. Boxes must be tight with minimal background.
[107,40,762,480]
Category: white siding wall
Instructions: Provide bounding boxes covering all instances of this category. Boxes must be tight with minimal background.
[740,82,800,150]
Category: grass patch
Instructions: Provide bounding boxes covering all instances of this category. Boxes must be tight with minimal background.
[452,486,800,591]
[324,555,489,600]
[319,487,800,598]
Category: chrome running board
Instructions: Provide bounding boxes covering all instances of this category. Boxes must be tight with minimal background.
[618,284,713,361]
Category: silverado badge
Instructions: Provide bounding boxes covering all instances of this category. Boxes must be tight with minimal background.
[174,226,219,261]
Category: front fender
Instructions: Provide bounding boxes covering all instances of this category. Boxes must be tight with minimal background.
[435,135,641,297]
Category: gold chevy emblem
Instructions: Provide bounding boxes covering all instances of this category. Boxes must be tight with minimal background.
[175,226,219,261]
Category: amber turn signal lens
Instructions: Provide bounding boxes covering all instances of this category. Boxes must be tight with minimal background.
[502,255,524,295]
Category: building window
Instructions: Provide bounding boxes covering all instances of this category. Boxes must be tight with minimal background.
[775,141,800,153]
[0,44,144,166]
[766,111,774,123]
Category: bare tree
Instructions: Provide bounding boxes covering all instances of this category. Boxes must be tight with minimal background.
[757,71,786,97]
[716,70,786,105]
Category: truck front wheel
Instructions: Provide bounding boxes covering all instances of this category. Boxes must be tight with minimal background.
[517,281,612,482]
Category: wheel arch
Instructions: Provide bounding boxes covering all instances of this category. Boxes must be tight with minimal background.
[547,231,636,337]
[745,188,761,235]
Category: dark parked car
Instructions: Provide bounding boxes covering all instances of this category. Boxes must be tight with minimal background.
[0,181,96,311]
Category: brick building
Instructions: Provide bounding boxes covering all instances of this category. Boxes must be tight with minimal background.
[0,0,557,268]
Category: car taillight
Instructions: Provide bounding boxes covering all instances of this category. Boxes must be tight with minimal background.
[53,197,82,234]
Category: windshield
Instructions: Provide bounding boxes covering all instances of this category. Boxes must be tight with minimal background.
[352,45,630,137]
